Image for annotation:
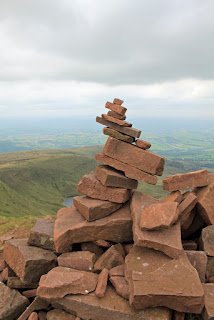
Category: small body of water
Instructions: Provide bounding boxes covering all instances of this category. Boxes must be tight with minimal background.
[63,196,74,207]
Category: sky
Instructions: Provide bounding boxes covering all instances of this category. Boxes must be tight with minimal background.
[0,0,214,120]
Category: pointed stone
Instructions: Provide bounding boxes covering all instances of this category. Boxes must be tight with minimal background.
[125,246,204,313]
[136,139,151,150]
[58,251,96,272]
[186,250,207,283]
[105,101,127,115]
[131,191,183,258]
[95,164,138,189]
[73,195,122,221]
[37,267,98,300]
[103,137,164,176]
[28,218,55,251]
[77,172,132,203]
[94,244,125,271]
[200,225,214,256]
[54,203,132,253]
[107,110,126,120]
[203,284,214,320]
[95,268,108,298]
[103,127,134,143]
[102,114,132,127]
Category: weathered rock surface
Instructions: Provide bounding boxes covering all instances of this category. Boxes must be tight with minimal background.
[58,251,96,272]
[103,127,134,143]
[96,116,141,138]
[47,309,76,320]
[185,250,207,283]
[140,202,179,230]
[95,153,157,185]
[103,137,164,176]
[95,268,108,298]
[0,282,29,320]
[109,275,129,299]
[77,172,132,203]
[107,110,126,120]
[136,139,151,150]
[17,297,49,320]
[95,164,138,189]
[194,173,214,224]
[28,312,38,320]
[94,244,125,271]
[50,285,172,320]
[28,218,55,251]
[102,114,132,127]
[200,225,214,256]
[54,203,132,253]
[109,264,125,277]
[37,267,98,299]
[203,284,214,320]
[125,246,204,313]
[3,239,57,283]
[163,169,209,191]
[131,191,183,258]
[73,195,122,222]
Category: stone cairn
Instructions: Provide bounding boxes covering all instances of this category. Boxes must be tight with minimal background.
[1,98,214,320]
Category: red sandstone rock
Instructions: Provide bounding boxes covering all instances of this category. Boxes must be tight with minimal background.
[0,267,8,283]
[102,114,132,127]
[125,246,204,313]
[54,203,132,253]
[136,139,151,150]
[178,192,197,218]
[131,191,183,258]
[194,173,214,224]
[123,243,133,255]
[103,127,134,143]
[109,275,129,299]
[94,244,125,271]
[162,190,183,204]
[77,172,132,203]
[105,101,127,115]
[49,285,172,320]
[107,110,126,120]
[202,284,214,320]
[73,195,122,221]
[47,309,75,320]
[103,137,164,176]
[109,264,125,277]
[3,239,57,283]
[93,239,113,247]
[28,219,55,251]
[17,297,49,320]
[58,251,96,272]
[28,312,38,320]
[140,201,179,231]
[163,169,209,191]
[37,267,98,300]
[81,242,104,260]
[96,116,141,138]
[7,277,38,289]
[200,225,214,256]
[113,98,124,105]
[22,289,37,298]
[95,268,108,297]
[182,240,197,251]
[95,164,138,189]
[0,282,29,320]
[185,250,207,283]
[180,208,196,231]
[95,153,158,185]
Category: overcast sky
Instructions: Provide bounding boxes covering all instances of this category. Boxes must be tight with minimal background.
[0,0,214,119]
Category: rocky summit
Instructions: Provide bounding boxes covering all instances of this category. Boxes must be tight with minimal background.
[1,98,214,319]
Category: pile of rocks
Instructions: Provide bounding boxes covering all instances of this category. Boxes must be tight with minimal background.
[1,98,214,320]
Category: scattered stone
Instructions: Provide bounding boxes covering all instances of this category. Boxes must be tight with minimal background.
[50,285,172,320]
[186,250,207,283]
[131,191,183,258]
[4,239,57,283]
[163,169,209,192]
[113,98,124,105]
[109,275,129,299]
[109,264,125,277]
[0,282,29,320]
[28,219,55,251]
[54,203,132,253]
[81,242,104,259]
[22,289,37,298]
[125,246,204,313]
[102,114,132,127]
[200,225,214,256]
[58,251,96,272]
[182,240,197,251]
[107,110,126,120]
[28,312,38,320]
[140,201,179,231]
[37,266,98,300]
[95,268,108,298]
[105,101,127,115]
[178,192,197,218]
[96,116,141,138]
[95,153,158,185]
[77,172,132,203]
[17,297,49,320]
[47,309,75,320]
[174,311,185,320]
[73,195,122,221]
[202,284,214,320]
[162,190,183,203]
[94,244,125,271]
[136,139,151,150]
[7,277,38,289]
[93,239,113,247]
[103,137,165,176]
[95,164,138,189]
[103,127,134,143]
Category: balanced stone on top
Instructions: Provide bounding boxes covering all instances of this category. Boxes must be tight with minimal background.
[105,101,127,115]
[113,98,124,105]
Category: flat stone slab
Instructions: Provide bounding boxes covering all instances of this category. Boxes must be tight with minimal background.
[4,239,57,283]
[58,251,96,272]
[105,101,127,115]
[50,285,172,320]
[54,203,133,253]
[136,139,151,150]
[163,169,209,191]
[125,246,204,313]
[103,127,134,143]
[203,284,214,320]
[194,173,214,224]
[103,137,164,176]
[178,192,197,219]
[185,250,207,283]
[95,153,157,185]
[37,266,98,300]
[28,218,55,251]
[200,225,214,256]
[107,110,126,120]
[95,164,138,189]
[73,195,122,222]
[102,114,132,127]
[131,191,183,258]
[0,282,29,320]
[77,172,132,203]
